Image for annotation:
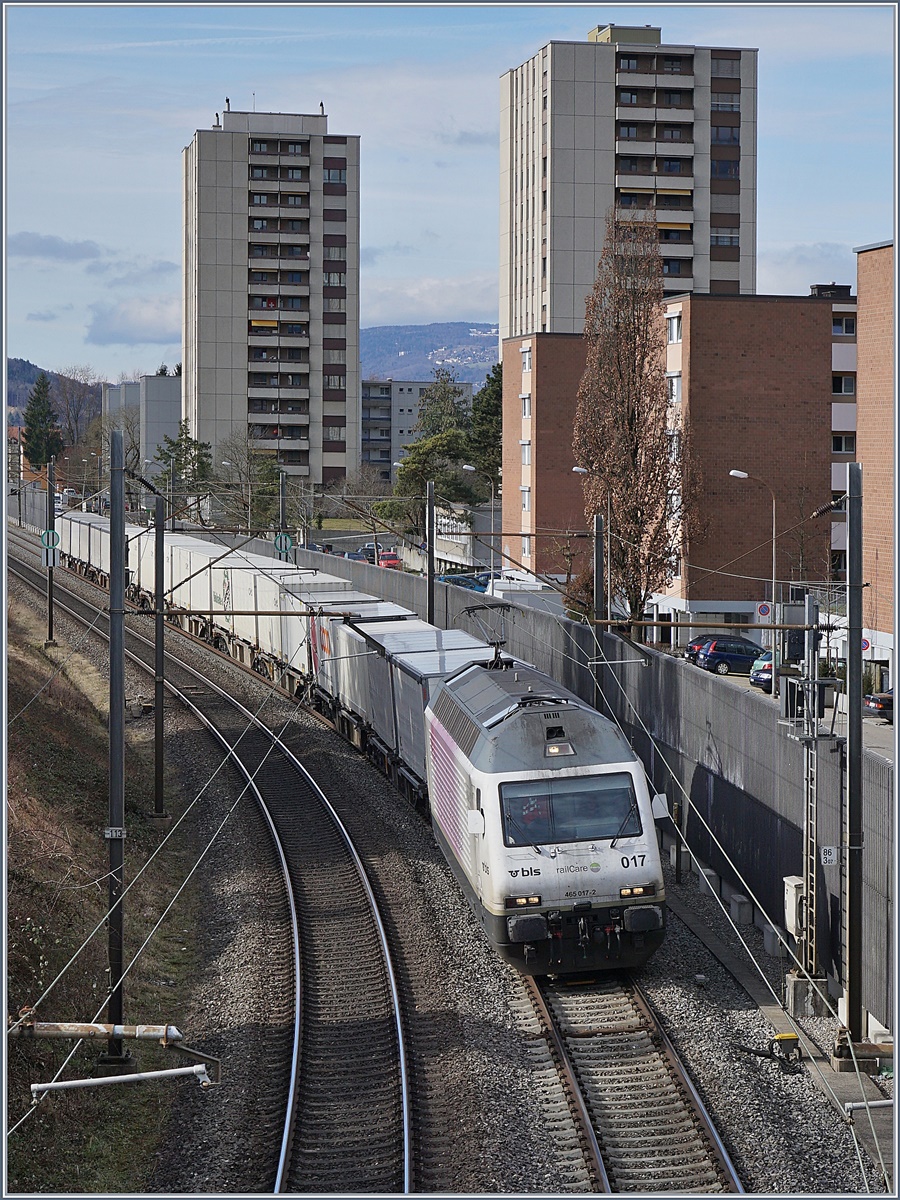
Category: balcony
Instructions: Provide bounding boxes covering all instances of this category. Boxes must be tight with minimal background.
[615,71,657,88]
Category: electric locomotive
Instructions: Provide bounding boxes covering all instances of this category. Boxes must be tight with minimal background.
[425,660,667,974]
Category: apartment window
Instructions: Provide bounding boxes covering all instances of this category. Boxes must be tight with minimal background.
[251,166,273,180]
[831,491,847,512]
[662,90,684,106]
[619,192,641,207]
[282,297,306,310]
[710,159,740,179]
[520,346,532,371]
[285,168,305,180]
[284,271,306,284]
[250,348,273,361]
[285,194,307,207]
[324,375,345,389]
[830,550,847,579]
[657,193,686,208]
[324,168,347,182]
[324,348,346,364]
[250,244,273,257]
[520,440,531,465]
[250,296,279,310]
[324,272,346,286]
[521,392,532,418]
[619,91,639,105]
[284,374,305,387]
[282,323,307,336]
[666,313,682,343]
[522,535,532,558]
[283,246,307,258]
[284,142,307,155]
[662,259,683,276]
[711,95,741,112]
[283,219,306,232]
[832,434,856,453]
[661,228,686,242]
[711,233,740,246]
[251,140,272,153]
[661,126,686,141]
[666,373,682,403]
[250,271,273,283]
[323,426,345,441]
[618,55,637,71]
[619,156,640,173]
[521,487,531,512]
[282,348,305,361]
[325,245,346,260]
[663,56,685,73]
[661,159,685,174]
[711,126,740,144]
[832,375,855,395]
[251,218,271,230]
[711,57,741,77]
[833,316,856,336]
[251,193,269,205]
[324,297,346,312]
[619,124,638,139]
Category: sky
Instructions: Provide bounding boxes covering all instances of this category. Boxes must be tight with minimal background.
[3,2,897,383]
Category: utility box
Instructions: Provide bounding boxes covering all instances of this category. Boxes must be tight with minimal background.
[784,875,804,937]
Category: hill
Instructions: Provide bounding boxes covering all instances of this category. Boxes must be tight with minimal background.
[6,358,102,428]
[360,322,499,388]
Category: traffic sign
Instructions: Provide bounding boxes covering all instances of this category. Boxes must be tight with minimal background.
[861,638,871,651]
[40,528,60,549]
[757,602,771,617]
[274,532,294,552]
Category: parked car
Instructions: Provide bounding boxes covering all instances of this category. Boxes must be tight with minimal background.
[298,542,324,552]
[357,547,379,563]
[377,552,402,569]
[864,689,893,722]
[684,636,714,664]
[696,636,766,676]
[749,651,774,694]
[341,551,367,561]
[436,574,486,592]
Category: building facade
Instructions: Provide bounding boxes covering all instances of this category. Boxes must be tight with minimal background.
[500,23,757,341]
[854,240,894,686]
[361,378,474,480]
[183,107,360,485]
[102,375,182,468]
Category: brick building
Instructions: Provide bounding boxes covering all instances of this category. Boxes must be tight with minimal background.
[502,290,859,643]
[854,240,894,685]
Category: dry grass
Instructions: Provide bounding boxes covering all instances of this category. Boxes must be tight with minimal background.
[6,596,202,1192]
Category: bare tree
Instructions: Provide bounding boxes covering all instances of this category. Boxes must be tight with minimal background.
[216,428,278,531]
[53,365,101,447]
[95,409,143,508]
[573,209,701,635]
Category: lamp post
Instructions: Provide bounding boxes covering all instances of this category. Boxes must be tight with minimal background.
[573,466,612,624]
[462,464,497,577]
[729,469,779,696]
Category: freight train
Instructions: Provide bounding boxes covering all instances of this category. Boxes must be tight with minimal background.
[57,512,667,974]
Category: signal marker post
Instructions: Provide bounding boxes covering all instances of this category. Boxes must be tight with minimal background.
[45,457,57,646]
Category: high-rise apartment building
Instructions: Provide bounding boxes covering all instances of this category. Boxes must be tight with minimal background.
[183,107,360,485]
[361,378,474,481]
[500,24,757,339]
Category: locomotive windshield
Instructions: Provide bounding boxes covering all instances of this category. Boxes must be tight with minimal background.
[500,773,641,845]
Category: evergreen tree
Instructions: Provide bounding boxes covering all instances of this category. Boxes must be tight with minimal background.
[414,367,471,438]
[154,420,213,491]
[467,361,502,488]
[22,372,63,468]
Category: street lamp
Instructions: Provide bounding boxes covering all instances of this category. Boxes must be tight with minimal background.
[573,466,612,624]
[462,464,497,577]
[729,469,779,696]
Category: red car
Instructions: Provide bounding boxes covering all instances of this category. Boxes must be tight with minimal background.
[378,552,402,569]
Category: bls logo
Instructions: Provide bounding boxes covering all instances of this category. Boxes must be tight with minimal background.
[508,867,541,878]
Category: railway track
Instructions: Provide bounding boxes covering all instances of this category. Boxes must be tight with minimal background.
[525,974,743,1193]
[8,536,413,1193]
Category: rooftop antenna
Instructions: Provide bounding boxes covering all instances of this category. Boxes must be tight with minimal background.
[319,101,325,115]
[225,96,230,111]
[252,92,256,112]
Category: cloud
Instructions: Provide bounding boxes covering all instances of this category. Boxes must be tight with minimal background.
[86,294,181,345]
[436,129,496,148]
[84,257,180,287]
[360,271,497,327]
[26,309,61,322]
[360,243,418,267]
[756,242,858,296]
[9,231,104,260]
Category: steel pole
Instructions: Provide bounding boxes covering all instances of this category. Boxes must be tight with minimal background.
[490,478,496,577]
[845,462,863,1042]
[154,496,166,818]
[593,511,604,712]
[279,472,287,561]
[104,430,127,1062]
[46,457,56,644]
[771,489,780,698]
[426,480,435,626]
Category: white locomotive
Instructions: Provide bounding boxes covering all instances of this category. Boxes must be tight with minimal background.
[56,513,666,974]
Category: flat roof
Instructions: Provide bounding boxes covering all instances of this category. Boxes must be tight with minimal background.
[852,239,893,254]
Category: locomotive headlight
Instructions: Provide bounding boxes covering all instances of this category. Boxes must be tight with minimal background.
[620,885,655,898]
[545,742,574,757]
[504,895,542,909]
